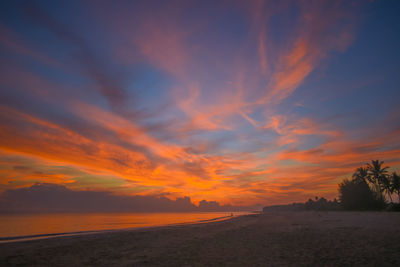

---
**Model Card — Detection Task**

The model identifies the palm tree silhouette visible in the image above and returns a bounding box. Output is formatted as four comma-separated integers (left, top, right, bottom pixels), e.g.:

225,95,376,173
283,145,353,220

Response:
366,160,389,201
382,174,393,203
352,167,369,183
391,172,400,203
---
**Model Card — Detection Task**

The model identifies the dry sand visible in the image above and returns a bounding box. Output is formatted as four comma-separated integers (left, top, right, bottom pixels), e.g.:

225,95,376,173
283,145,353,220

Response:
1,211,400,266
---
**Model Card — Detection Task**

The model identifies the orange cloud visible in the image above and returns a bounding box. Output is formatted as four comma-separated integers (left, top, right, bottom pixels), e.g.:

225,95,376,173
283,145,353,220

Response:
2,0,396,207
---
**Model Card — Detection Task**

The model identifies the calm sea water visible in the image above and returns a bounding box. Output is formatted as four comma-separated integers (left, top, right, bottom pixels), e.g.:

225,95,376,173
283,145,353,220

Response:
0,212,250,241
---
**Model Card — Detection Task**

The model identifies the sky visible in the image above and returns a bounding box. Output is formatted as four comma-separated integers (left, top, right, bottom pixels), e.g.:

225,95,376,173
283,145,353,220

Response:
0,0,399,208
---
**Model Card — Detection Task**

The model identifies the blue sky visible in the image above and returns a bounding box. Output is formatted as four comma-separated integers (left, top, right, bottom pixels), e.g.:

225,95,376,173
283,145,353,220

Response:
0,0,399,205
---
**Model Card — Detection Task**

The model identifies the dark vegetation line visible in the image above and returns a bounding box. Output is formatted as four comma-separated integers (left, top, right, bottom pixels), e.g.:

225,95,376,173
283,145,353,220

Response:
264,160,400,212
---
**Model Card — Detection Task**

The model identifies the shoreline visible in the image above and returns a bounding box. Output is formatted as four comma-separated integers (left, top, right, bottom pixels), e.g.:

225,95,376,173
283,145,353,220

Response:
1,211,400,266
0,213,247,244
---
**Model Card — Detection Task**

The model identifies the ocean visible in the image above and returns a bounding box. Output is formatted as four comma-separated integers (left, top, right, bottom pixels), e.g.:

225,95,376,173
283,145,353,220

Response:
0,212,251,242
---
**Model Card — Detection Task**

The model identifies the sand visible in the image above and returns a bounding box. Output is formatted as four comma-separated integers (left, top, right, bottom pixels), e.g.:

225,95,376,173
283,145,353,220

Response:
1,211,400,266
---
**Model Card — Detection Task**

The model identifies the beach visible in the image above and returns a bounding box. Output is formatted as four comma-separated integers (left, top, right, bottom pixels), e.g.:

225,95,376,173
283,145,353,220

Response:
1,211,400,266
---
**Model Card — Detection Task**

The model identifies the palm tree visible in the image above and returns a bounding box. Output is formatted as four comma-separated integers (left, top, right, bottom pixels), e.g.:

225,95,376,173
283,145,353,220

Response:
391,172,400,203
366,160,389,201
352,167,369,183
381,175,393,203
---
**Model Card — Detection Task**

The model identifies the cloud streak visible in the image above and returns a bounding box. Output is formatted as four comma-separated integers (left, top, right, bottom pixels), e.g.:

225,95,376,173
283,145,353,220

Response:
0,0,399,208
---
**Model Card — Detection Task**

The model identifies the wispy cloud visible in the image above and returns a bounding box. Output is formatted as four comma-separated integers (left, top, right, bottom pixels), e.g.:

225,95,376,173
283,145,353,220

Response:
0,0,398,207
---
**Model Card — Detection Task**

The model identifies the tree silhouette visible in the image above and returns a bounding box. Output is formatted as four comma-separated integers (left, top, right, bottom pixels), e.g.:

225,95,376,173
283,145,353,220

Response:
382,174,393,203
352,167,369,183
366,160,389,201
265,160,397,212
391,172,400,202
338,178,383,210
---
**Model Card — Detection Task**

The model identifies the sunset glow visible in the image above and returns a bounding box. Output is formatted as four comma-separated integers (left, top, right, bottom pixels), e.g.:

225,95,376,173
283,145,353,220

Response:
1,0,399,207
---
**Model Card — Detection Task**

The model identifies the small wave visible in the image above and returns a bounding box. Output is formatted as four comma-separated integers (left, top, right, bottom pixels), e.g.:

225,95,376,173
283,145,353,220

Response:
0,230,101,243
0,212,247,243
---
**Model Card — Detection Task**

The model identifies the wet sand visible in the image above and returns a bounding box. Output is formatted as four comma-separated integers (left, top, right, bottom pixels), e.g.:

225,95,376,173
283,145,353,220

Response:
1,211,400,266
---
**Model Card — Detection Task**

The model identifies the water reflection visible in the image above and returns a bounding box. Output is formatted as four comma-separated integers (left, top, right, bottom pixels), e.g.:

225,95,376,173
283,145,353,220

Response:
0,212,251,240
